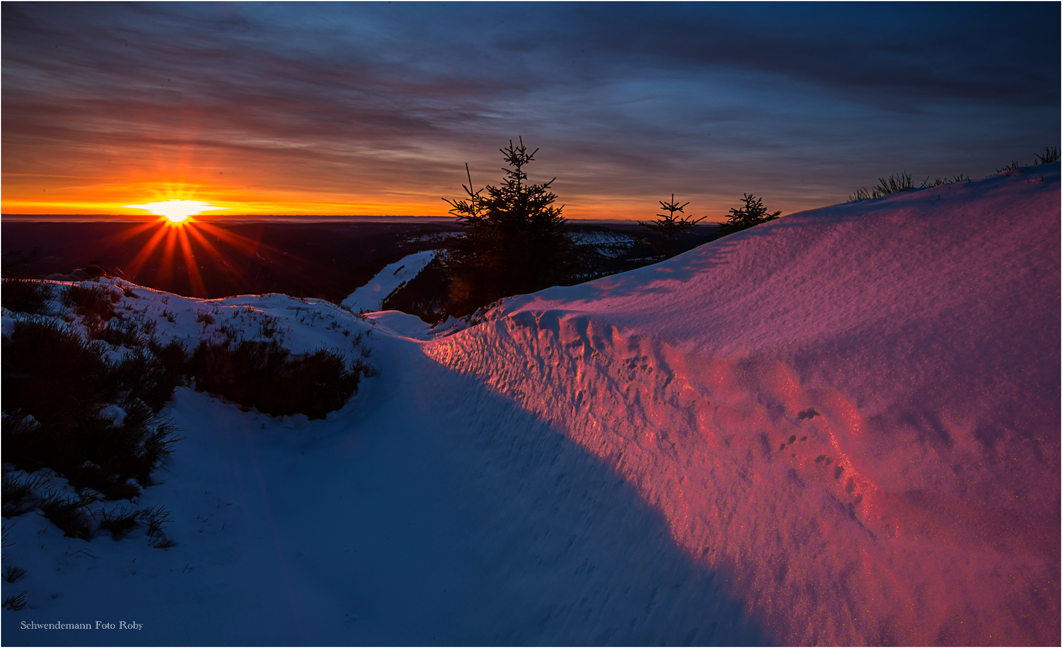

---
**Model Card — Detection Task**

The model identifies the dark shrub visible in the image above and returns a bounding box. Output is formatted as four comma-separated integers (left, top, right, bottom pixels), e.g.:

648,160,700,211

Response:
1,279,53,315
62,284,118,321
97,506,140,539
1034,146,1060,165
97,319,147,348
37,490,93,539
112,349,187,413
148,338,189,378
2,319,116,425
3,591,27,611
2,319,182,502
286,349,362,419
4,566,27,583
190,339,365,420
2,471,46,517
848,171,918,202
138,504,176,548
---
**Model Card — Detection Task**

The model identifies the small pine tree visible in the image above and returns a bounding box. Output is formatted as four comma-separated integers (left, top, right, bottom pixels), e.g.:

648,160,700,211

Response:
638,195,706,258
442,138,577,315
717,194,781,236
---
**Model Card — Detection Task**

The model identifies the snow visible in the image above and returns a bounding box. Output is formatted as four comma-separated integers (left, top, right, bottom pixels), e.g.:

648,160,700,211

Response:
340,250,437,313
96,405,126,429
571,231,640,258
2,164,1058,645
427,164,1061,645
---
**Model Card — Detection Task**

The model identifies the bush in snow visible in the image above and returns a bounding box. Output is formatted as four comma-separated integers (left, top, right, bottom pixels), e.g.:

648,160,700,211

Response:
36,489,94,539
2,591,27,612
61,283,118,322
1034,146,1060,165
111,346,189,413
97,318,148,348
1,471,47,517
1,318,184,505
96,505,141,539
189,338,371,420
1,279,53,316
848,171,917,202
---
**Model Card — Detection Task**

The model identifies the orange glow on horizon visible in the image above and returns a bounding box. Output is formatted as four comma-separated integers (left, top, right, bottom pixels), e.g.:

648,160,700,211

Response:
1,181,734,222
123,199,226,223
1,175,746,222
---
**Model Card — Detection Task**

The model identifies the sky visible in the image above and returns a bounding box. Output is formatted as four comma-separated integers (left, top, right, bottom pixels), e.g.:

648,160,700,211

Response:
2,1,1059,221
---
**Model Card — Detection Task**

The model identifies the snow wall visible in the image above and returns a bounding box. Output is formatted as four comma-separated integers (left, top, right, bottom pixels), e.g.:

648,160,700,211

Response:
425,165,1061,646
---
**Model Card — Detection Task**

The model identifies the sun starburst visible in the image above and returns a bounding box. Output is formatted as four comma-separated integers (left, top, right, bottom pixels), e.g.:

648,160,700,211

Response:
124,199,227,223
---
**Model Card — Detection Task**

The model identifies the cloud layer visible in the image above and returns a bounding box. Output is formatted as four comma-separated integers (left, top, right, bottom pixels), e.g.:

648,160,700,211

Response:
3,2,1059,219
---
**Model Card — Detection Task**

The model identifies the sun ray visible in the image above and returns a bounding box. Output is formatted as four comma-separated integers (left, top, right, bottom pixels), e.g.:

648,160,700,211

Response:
196,222,303,260
125,223,171,278
156,227,179,287
175,226,207,297
195,222,269,256
184,226,256,292
91,221,159,249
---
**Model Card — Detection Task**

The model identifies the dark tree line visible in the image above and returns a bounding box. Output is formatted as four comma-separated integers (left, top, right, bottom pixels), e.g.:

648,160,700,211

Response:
639,192,780,256
440,138,782,317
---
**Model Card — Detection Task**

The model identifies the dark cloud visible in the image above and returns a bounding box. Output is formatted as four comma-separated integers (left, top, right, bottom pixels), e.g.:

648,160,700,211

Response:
2,2,1058,218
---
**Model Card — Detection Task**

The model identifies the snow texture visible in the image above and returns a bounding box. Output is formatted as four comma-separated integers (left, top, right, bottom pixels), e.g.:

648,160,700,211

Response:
2,164,1058,646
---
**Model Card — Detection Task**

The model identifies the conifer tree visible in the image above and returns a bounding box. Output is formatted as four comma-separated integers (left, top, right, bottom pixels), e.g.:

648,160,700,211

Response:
717,193,780,236
442,138,576,315
638,195,705,258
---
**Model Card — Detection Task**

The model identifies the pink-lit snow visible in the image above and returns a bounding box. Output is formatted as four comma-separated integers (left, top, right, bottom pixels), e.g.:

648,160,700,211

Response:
427,164,1061,645
2,164,1058,646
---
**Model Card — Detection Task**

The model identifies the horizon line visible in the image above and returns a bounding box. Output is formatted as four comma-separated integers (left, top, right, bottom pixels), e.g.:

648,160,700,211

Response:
2,213,725,225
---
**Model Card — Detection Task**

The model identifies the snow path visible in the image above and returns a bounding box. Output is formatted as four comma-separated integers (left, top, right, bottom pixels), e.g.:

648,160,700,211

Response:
340,250,436,313
4,326,763,646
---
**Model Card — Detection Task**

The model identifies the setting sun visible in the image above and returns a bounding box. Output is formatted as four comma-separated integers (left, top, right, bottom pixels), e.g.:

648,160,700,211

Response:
124,199,227,223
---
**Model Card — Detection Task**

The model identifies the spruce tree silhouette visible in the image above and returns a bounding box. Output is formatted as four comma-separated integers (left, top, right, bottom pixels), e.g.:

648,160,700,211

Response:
717,194,780,236
442,138,576,315
638,195,705,258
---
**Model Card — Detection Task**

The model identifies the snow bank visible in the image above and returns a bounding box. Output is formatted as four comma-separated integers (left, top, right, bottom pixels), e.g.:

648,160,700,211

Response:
426,165,1061,645
340,250,437,313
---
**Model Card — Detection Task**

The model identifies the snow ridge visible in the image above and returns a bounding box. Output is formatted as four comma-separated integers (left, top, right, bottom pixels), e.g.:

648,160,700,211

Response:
426,165,1061,645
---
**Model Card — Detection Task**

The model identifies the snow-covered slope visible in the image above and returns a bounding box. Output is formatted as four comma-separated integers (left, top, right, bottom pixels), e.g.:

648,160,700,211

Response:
341,250,437,313
425,164,1061,645
2,165,1057,646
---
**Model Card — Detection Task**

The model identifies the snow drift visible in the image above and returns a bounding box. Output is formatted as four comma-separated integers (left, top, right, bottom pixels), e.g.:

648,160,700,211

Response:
2,164,1058,646
426,165,1060,645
